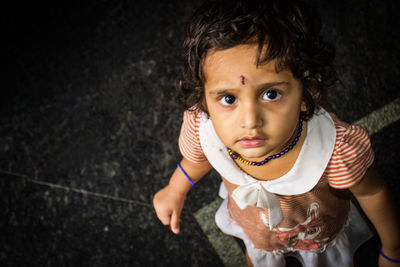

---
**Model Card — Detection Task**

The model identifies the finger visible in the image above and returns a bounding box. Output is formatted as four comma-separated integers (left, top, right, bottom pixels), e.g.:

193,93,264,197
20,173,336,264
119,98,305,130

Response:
170,210,181,234
153,199,172,226
158,214,172,226
154,208,172,226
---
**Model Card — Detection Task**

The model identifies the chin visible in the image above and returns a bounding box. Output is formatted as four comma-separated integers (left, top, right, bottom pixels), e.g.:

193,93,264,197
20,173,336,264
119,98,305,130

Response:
240,149,268,160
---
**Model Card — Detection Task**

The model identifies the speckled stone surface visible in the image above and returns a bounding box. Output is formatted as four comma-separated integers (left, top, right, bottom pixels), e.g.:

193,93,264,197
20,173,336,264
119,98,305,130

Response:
0,174,223,266
194,198,247,267
1,0,399,266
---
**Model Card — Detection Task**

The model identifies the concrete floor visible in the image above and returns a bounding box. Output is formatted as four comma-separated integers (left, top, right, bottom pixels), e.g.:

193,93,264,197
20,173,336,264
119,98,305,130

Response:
1,0,399,266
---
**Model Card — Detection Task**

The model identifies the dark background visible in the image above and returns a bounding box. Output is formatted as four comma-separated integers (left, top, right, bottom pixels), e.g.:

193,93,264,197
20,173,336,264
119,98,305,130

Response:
1,0,399,266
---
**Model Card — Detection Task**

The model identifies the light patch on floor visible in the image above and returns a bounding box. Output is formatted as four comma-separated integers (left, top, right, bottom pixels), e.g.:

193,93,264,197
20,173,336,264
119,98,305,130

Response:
354,98,400,135
193,198,247,267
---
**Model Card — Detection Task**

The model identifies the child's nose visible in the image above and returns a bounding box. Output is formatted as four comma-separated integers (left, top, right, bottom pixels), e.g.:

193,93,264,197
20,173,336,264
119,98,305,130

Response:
239,103,263,129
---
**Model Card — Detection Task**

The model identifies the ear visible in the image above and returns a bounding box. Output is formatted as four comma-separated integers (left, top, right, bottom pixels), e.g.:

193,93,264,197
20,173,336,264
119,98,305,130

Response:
301,101,307,112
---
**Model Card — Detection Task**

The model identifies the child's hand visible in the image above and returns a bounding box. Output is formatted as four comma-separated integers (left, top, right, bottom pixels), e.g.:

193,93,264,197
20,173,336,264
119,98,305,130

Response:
153,185,186,235
153,158,211,234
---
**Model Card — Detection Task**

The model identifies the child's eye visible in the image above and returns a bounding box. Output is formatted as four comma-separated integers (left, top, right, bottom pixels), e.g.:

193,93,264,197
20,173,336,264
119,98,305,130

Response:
262,90,281,101
220,95,237,106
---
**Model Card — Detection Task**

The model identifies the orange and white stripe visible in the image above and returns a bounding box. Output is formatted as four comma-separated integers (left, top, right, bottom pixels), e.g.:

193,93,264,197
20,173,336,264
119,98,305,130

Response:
326,124,374,189
178,111,207,163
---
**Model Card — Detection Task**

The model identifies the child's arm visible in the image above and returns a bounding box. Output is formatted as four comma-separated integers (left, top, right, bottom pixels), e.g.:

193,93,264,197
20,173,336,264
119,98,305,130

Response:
350,167,400,266
153,157,212,234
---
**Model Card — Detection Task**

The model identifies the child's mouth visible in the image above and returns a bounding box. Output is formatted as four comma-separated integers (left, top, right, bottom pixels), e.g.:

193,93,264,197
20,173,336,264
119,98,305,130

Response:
238,138,266,148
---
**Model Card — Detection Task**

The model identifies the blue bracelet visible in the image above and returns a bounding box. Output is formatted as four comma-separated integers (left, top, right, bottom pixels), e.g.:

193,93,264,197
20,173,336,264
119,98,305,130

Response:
378,243,400,263
177,163,197,188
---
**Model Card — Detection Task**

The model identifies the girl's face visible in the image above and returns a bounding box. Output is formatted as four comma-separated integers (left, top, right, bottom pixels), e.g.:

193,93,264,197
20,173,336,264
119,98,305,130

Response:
203,44,305,161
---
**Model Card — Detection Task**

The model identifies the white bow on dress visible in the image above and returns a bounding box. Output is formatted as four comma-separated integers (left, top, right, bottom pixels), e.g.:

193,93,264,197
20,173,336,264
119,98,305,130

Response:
232,182,283,230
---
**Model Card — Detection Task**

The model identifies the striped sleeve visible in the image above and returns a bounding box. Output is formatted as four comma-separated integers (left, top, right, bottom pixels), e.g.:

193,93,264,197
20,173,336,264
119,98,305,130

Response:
178,110,207,163
326,118,374,189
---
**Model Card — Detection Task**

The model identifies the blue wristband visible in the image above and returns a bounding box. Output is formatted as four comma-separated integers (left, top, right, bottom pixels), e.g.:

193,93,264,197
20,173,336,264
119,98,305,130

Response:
378,243,400,263
177,163,197,188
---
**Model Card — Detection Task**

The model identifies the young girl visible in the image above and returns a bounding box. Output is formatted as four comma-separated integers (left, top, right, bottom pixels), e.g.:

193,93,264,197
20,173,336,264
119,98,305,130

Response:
153,0,400,266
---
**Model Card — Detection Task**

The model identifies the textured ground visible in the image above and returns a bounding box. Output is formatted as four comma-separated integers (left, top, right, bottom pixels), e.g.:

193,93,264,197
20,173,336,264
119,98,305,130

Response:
1,0,399,266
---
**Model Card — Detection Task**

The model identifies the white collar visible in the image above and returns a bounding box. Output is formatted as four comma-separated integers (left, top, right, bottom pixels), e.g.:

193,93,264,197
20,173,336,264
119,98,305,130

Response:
199,108,336,195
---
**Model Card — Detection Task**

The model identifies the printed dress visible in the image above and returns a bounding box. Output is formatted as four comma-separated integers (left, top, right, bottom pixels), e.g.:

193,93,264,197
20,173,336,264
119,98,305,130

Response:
178,109,374,267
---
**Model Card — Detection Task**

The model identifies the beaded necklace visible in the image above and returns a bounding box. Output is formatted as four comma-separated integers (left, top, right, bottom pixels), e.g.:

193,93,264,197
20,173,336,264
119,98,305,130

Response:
227,119,303,166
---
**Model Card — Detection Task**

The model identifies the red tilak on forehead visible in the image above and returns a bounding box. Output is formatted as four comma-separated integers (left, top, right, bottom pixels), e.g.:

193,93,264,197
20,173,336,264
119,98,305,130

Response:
240,75,247,85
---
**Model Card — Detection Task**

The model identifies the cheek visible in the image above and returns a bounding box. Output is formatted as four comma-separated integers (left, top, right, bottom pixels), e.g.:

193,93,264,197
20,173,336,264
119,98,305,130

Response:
267,110,299,134
212,114,231,131
212,123,230,146
210,114,237,144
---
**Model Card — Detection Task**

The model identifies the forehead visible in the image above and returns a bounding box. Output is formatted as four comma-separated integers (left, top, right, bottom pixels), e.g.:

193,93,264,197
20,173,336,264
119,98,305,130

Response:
203,44,293,88
204,44,263,72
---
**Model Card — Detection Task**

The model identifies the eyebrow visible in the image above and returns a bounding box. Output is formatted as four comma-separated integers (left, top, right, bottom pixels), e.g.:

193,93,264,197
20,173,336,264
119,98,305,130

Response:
208,81,290,95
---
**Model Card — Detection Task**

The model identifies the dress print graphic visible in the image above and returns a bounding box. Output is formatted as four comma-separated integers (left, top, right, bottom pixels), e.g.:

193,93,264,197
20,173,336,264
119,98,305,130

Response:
261,202,330,250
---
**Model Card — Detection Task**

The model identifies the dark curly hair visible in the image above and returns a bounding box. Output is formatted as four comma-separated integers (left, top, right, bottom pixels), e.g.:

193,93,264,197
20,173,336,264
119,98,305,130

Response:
179,0,337,120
